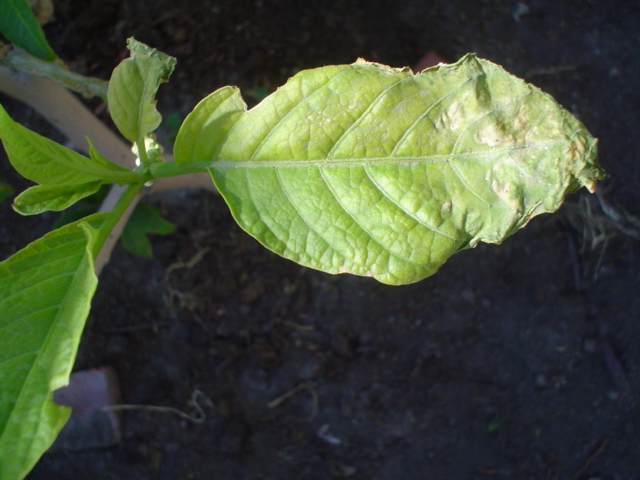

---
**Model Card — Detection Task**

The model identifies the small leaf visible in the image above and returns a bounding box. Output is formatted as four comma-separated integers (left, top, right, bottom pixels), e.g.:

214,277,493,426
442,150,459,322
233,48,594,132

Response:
174,85,246,164
121,202,176,258
0,103,141,186
86,137,132,173
209,55,605,285
0,0,57,61
0,213,107,480
107,38,176,143
13,181,102,215
0,181,13,203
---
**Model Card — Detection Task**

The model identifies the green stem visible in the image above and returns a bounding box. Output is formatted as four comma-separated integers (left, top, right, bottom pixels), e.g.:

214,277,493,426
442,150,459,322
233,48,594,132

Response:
91,182,142,258
136,139,150,166
0,48,108,101
150,160,213,178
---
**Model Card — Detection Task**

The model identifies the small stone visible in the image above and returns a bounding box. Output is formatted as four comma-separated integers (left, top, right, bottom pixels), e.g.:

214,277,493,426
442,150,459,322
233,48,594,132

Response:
461,288,475,304
535,373,547,387
583,339,597,354
51,367,122,451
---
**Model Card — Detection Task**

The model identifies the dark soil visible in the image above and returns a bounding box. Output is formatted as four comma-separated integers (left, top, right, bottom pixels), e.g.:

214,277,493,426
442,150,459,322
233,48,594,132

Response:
1,0,639,479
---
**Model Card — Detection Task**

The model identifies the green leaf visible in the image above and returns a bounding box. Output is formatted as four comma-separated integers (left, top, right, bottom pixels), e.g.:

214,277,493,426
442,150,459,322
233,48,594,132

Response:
174,85,246,164
86,137,132,173
12,181,102,215
0,213,107,480
0,103,142,186
107,38,176,143
121,202,176,258
0,182,13,203
208,54,605,285
0,0,57,61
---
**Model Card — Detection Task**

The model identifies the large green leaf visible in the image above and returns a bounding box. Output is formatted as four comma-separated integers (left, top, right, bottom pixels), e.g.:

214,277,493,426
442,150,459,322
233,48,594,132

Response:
0,213,107,480
206,54,604,285
0,0,57,61
0,103,141,186
107,38,176,144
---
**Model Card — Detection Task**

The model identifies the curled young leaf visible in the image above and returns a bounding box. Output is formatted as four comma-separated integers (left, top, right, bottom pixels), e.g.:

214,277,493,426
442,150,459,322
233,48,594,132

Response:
208,54,605,285
107,38,176,144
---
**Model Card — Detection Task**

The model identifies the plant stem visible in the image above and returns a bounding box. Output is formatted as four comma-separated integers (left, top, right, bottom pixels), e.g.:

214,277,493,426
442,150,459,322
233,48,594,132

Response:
150,160,213,178
92,182,143,259
0,48,108,101
136,138,149,166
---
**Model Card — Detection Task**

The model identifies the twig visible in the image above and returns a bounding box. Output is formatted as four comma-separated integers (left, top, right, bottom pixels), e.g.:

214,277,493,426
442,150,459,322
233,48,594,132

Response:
1,47,109,100
599,339,634,405
102,389,211,424
268,383,319,420
573,438,609,479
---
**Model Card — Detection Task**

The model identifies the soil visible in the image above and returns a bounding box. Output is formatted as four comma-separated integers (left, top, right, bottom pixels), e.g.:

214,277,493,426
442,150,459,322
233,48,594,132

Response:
1,0,639,479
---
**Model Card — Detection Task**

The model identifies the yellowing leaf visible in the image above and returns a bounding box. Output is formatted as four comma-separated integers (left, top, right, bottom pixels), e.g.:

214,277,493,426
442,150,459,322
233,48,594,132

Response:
204,55,604,285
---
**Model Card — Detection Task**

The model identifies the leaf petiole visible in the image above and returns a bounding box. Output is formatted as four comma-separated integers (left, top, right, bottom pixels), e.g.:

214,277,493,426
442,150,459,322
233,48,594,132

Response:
149,160,213,178
91,182,143,258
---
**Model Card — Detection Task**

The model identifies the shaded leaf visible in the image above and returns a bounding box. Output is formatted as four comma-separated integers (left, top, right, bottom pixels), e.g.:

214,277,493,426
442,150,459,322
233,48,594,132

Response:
0,182,13,203
107,38,176,143
13,181,102,215
209,55,605,285
0,0,57,61
121,202,176,258
0,213,107,480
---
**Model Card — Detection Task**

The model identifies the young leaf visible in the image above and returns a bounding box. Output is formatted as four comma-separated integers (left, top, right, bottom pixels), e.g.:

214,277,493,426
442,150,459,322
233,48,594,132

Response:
0,213,107,480
107,38,176,143
86,137,132,173
121,202,176,258
0,0,57,62
0,103,142,186
174,85,246,164
209,54,605,285
12,181,102,215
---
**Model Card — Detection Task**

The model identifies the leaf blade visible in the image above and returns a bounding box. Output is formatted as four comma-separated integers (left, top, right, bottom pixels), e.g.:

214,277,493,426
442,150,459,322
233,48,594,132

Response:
107,38,176,143
12,181,102,215
0,0,57,61
121,202,176,258
174,85,246,165
0,103,142,186
210,55,605,285
0,213,107,480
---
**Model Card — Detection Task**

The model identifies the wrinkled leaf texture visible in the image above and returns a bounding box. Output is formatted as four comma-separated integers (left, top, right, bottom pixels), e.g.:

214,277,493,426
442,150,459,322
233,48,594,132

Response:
179,54,603,285
107,38,176,143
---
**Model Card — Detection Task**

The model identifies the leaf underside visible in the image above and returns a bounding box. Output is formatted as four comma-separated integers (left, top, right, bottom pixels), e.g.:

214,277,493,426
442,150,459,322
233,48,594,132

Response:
0,214,106,480
199,54,604,285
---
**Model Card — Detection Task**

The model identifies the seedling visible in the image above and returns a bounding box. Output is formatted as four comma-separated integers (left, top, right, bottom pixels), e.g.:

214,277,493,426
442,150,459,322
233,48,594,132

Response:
0,27,604,480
